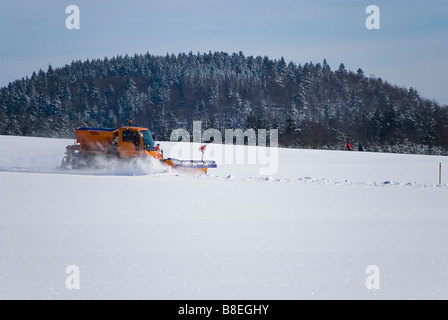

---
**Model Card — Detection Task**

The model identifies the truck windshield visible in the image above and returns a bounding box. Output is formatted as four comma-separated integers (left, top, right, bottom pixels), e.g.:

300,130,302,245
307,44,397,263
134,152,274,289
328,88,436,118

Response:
140,130,156,151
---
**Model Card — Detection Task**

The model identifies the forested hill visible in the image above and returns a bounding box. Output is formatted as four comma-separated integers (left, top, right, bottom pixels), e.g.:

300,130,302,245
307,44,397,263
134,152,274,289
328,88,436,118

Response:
1,51,447,154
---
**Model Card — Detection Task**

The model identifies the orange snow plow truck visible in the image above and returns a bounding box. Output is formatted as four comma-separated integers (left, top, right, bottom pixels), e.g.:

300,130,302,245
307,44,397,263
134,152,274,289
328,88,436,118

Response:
62,122,217,174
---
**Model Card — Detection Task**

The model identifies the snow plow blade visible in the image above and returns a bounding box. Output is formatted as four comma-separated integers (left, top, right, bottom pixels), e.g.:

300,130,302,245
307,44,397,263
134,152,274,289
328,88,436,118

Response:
163,158,217,174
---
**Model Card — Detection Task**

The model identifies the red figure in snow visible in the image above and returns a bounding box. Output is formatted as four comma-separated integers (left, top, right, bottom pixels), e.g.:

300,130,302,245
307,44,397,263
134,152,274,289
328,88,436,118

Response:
346,141,352,151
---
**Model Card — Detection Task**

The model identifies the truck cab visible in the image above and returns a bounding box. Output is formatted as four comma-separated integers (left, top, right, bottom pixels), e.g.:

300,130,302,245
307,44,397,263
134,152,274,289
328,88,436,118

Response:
117,127,163,160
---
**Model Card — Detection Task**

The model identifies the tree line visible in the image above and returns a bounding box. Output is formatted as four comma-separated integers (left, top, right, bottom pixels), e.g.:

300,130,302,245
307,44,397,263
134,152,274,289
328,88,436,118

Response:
1,51,447,154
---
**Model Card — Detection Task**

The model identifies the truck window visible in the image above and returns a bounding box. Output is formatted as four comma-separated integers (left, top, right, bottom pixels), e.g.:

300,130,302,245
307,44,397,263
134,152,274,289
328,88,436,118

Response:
122,130,132,142
133,131,141,147
140,130,156,151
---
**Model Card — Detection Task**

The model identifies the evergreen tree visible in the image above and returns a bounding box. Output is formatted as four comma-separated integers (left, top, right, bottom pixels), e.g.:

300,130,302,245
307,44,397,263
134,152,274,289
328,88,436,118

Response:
4,115,22,135
0,109,9,134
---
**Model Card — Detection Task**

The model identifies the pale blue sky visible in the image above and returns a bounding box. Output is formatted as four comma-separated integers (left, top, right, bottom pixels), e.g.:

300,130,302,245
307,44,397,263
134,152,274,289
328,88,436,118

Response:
0,0,447,104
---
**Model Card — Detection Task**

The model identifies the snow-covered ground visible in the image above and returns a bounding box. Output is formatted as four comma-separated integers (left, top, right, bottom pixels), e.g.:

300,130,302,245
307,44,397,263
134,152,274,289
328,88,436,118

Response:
0,135,447,300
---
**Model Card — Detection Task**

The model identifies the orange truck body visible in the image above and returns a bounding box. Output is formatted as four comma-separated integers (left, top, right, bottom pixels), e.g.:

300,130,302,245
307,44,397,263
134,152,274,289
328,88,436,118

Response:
75,127,163,160
76,128,116,154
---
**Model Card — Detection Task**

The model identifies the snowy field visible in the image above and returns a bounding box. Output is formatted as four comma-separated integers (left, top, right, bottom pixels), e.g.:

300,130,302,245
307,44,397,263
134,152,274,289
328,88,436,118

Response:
0,135,447,300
